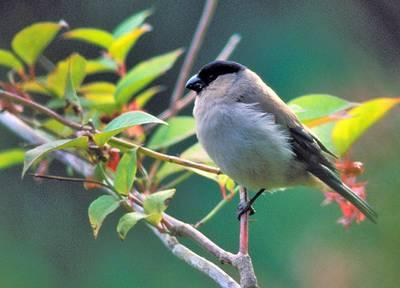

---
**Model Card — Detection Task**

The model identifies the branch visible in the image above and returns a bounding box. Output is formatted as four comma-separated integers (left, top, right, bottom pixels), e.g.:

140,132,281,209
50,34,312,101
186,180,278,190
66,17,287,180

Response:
0,90,221,175
1,111,259,287
0,111,240,287
169,0,218,109
0,90,85,130
237,186,258,288
239,186,249,255
150,226,239,288
164,214,236,264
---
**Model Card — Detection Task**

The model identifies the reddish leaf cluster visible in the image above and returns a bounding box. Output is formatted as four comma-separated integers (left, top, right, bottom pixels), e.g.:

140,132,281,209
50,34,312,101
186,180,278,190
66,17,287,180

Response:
323,158,368,227
106,148,121,171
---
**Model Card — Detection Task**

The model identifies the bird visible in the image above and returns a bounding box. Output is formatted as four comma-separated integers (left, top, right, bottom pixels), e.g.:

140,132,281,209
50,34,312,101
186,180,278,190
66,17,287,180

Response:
185,60,377,222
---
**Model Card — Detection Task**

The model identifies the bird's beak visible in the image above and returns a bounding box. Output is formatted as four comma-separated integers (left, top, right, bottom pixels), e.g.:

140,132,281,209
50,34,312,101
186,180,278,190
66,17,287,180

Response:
185,74,206,93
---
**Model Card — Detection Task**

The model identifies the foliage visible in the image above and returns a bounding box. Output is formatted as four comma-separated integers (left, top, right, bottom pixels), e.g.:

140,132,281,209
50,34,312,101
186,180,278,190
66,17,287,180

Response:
0,5,398,263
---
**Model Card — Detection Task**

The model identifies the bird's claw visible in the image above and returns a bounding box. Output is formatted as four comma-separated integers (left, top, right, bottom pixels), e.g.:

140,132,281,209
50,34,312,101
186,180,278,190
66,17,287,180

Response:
237,201,256,220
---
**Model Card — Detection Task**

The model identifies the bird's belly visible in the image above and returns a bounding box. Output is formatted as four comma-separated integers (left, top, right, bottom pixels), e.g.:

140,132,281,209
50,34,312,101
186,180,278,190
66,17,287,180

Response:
196,103,296,191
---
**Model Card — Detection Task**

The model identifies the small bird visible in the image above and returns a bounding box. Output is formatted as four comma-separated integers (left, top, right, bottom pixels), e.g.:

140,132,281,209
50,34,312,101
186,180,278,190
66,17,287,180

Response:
186,60,377,222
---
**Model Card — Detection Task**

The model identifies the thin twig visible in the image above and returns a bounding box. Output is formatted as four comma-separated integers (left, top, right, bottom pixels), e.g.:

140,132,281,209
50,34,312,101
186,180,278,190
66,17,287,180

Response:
216,34,241,61
0,90,85,130
169,0,218,110
195,187,238,228
30,173,107,187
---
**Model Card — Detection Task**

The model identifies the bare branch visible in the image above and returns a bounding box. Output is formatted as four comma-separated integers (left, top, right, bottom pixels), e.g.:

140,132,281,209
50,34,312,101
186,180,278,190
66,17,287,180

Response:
164,214,236,264
169,0,218,109
150,226,240,288
216,34,241,61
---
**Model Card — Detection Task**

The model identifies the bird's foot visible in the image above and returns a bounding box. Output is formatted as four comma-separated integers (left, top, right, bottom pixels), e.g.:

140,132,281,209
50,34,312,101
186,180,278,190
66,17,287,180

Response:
237,201,256,220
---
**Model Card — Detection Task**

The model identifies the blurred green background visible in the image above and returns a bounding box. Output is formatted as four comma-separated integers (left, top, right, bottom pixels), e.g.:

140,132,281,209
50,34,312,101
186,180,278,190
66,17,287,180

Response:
1,1,400,287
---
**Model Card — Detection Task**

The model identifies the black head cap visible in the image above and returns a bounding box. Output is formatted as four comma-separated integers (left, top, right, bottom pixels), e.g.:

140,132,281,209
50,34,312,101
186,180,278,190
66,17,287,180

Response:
186,60,245,93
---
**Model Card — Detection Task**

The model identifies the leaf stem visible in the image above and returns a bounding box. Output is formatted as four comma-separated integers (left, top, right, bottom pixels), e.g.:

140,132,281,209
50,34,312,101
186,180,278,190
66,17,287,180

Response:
195,186,238,228
161,171,192,190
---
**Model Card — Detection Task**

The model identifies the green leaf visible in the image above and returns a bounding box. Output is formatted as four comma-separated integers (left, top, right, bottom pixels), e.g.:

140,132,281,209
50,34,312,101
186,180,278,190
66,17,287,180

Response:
134,85,163,108
181,143,213,164
94,111,166,145
113,9,152,38
0,49,24,72
311,122,336,154
79,82,116,94
115,49,183,105
288,94,355,125
41,119,74,137
0,149,25,169
109,24,151,64
88,195,120,239
81,94,116,114
143,189,175,225
23,136,88,177
21,80,52,96
47,53,86,97
85,57,118,75
78,82,117,113
116,212,147,240
65,62,82,110
114,149,138,195
64,28,114,49
148,116,196,149
332,97,400,156
12,21,65,65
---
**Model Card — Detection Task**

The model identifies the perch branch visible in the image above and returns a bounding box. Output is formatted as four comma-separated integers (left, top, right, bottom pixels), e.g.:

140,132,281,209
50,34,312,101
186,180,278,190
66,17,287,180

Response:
169,0,218,109
237,186,258,288
0,111,241,287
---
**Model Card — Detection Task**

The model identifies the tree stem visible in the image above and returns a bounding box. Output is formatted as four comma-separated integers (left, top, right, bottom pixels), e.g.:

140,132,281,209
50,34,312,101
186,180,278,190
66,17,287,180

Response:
169,0,218,110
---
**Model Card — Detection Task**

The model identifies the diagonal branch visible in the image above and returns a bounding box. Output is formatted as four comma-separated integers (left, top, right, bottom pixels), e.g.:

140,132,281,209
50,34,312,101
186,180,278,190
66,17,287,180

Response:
150,226,240,288
169,0,218,109
0,90,221,175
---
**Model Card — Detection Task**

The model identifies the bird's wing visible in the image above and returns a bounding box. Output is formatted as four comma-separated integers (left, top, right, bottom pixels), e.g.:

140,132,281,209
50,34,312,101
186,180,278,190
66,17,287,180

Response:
288,123,377,222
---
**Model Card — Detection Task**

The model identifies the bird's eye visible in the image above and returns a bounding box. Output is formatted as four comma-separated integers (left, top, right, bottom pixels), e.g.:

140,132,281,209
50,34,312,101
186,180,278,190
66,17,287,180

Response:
208,74,215,80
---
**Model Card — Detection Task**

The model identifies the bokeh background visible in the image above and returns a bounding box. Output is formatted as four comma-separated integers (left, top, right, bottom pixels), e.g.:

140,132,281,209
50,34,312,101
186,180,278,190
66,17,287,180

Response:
1,1,400,287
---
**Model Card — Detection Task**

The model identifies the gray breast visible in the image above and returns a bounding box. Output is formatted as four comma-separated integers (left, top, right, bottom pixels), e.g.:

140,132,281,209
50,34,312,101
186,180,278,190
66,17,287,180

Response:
195,101,297,190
